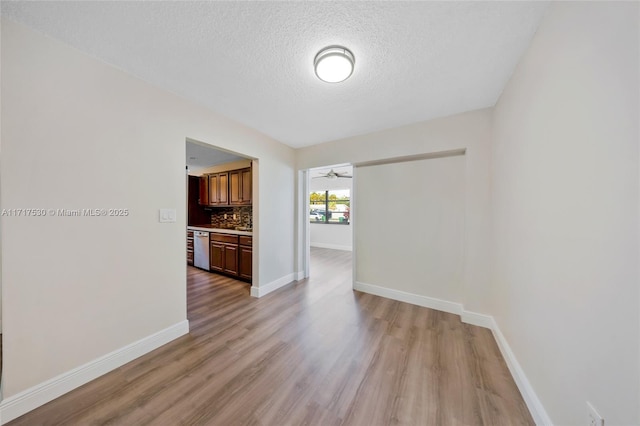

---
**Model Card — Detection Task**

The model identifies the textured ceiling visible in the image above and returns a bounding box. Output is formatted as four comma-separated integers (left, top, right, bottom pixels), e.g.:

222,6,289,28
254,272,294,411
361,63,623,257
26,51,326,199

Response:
185,140,247,171
1,1,549,148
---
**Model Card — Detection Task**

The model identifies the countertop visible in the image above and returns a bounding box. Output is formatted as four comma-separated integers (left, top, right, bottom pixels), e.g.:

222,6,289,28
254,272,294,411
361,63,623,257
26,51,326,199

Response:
187,224,252,236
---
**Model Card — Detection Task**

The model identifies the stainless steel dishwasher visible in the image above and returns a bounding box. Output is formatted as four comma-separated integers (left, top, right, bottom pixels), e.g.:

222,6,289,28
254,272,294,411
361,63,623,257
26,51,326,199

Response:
193,231,210,271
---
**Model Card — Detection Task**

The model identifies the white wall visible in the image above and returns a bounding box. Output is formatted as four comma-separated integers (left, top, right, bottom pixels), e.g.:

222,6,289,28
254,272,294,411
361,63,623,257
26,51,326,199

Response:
491,2,639,425
356,155,465,303
309,174,352,251
309,224,351,251
297,109,493,315
0,17,295,405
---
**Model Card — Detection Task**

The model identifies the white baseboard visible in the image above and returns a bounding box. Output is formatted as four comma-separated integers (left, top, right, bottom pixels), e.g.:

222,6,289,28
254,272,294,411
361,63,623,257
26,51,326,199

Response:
489,319,553,426
310,242,352,251
353,281,463,316
354,281,551,426
251,273,295,298
295,270,306,281
460,310,494,329
0,320,189,425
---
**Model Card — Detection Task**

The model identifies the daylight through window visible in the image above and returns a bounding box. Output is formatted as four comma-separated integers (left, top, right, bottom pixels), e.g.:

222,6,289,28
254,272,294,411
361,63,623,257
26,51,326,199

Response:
309,189,350,224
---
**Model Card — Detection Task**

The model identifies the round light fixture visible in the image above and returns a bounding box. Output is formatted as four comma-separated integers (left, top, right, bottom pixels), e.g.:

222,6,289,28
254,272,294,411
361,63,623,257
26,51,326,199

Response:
314,46,355,83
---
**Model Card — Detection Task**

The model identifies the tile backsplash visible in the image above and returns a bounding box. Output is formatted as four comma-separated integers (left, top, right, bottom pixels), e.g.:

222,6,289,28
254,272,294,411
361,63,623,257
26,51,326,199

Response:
210,206,252,228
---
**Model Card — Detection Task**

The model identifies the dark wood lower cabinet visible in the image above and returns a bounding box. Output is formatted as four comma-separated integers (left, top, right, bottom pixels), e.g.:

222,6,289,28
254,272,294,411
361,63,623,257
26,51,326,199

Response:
210,241,224,273
209,233,248,280
238,235,252,281
187,231,194,266
239,245,252,280
223,244,239,276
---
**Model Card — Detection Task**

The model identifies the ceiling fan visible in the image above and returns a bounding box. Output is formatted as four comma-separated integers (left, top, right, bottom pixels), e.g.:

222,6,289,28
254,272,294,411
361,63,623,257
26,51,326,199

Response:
313,169,352,179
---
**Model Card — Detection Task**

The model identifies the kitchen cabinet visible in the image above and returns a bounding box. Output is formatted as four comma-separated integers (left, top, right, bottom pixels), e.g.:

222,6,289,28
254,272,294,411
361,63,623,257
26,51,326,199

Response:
229,168,252,206
208,232,251,281
210,241,223,272
239,235,252,281
223,244,239,275
189,176,210,224
198,176,209,206
200,167,251,207
187,230,194,266
210,233,239,276
208,172,229,206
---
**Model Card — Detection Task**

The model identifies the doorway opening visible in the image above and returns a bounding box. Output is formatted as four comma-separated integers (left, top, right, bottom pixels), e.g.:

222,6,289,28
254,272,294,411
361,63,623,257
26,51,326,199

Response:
303,164,354,283
185,139,257,293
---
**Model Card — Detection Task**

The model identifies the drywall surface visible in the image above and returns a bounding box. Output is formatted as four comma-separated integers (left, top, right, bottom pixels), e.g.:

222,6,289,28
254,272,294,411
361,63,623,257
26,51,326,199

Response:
309,223,351,251
356,156,465,303
297,109,492,315
1,19,295,398
491,2,639,424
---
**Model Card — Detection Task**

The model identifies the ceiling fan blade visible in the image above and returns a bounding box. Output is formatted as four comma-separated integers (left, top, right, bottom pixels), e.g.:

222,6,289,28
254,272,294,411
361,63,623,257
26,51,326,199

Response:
312,169,352,179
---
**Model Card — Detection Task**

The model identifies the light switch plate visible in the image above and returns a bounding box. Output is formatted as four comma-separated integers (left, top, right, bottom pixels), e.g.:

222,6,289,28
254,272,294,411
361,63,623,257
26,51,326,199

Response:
159,208,176,223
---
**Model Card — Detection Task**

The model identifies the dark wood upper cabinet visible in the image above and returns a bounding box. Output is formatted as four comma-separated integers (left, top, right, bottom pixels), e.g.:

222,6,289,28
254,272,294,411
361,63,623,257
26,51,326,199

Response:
200,166,251,207
218,173,228,205
229,168,252,206
229,170,240,205
190,175,210,224
240,168,252,205
208,172,229,206
198,175,209,206
208,174,218,205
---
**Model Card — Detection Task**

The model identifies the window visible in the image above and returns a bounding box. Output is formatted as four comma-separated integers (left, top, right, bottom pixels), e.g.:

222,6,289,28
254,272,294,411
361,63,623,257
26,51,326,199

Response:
310,189,350,224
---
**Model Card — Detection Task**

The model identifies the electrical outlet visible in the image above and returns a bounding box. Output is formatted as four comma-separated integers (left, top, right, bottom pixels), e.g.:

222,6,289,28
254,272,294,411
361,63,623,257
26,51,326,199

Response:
586,402,604,426
233,213,237,220
224,214,227,219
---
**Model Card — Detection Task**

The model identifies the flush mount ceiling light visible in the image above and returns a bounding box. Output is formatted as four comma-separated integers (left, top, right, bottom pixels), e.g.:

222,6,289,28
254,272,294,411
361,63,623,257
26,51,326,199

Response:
314,46,355,83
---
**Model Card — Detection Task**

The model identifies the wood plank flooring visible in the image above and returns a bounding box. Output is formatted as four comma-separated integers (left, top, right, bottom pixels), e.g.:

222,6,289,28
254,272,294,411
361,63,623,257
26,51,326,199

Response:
7,248,533,425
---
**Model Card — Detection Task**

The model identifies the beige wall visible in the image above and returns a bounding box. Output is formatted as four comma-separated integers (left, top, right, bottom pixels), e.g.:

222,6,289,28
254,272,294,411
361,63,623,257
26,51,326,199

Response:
1,19,295,398
491,2,639,424
297,109,493,315
356,155,465,303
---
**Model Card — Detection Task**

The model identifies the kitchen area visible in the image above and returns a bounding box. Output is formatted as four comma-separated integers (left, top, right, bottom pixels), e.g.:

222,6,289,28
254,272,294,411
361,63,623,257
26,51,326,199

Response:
186,141,253,283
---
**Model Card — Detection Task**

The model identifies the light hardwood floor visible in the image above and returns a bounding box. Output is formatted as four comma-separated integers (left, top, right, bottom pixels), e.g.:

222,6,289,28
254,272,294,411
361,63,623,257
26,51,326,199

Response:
8,248,533,425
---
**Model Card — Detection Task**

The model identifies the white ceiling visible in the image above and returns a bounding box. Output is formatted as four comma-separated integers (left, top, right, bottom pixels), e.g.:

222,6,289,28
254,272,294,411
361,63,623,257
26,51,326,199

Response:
1,1,549,148
186,140,247,171
310,166,353,192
